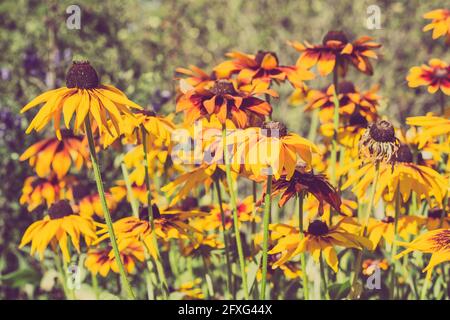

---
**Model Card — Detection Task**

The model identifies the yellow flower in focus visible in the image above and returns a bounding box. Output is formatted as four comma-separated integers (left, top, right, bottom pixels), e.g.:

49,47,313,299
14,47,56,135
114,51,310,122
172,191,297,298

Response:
21,61,142,139
395,228,450,279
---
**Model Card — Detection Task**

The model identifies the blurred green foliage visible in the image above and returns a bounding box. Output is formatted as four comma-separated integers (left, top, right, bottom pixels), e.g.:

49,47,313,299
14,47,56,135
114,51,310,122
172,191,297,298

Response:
0,0,448,299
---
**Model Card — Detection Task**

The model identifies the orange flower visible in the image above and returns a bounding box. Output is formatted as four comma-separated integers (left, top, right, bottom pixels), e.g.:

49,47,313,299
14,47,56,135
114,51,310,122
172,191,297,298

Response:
214,50,314,87
19,130,89,179
289,30,381,76
423,9,450,41
176,65,216,90
306,81,379,123
407,59,450,95
176,79,274,128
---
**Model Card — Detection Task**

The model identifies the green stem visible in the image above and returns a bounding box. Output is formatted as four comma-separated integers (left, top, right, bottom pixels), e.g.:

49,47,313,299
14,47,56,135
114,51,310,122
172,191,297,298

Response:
91,273,99,300
420,277,429,300
84,117,135,300
141,127,169,299
390,188,401,299
54,252,71,300
307,109,320,143
222,126,249,299
298,194,309,300
349,162,380,299
439,91,446,116
120,162,139,217
319,253,330,300
330,67,340,187
260,175,273,300
214,180,233,299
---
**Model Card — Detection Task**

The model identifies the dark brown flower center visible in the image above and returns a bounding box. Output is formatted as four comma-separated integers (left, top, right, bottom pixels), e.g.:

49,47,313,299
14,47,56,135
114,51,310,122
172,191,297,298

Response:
307,220,329,236
338,81,356,94
369,120,396,143
139,204,161,221
66,61,99,89
48,200,74,219
349,112,368,127
60,129,81,140
72,184,91,200
255,50,279,67
396,144,413,163
382,216,395,224
210,80,236,96
435,68,448,79
322,30,348,45
428,208,444,219
261,121,288,137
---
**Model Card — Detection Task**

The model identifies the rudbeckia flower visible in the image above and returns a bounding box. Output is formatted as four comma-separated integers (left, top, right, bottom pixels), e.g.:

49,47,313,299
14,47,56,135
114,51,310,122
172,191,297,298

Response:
176,79,274,128
269,219,372,272
19,200,97,262
19,130,89,179
85,239,145,277
406,115,450,148
20,175,75,211
110,181,156,206
407,59,450,95
72,184,117,219
21,61,142,139
343,145,447,205
214,50,314,87
395,228,450,279
358,120,399,164
173,278,205,300
367,215,423,249
306,81,379,124
179,233,224,263
268,166,341,214
289,30,381,76
423,9,450,41
231,121,319,179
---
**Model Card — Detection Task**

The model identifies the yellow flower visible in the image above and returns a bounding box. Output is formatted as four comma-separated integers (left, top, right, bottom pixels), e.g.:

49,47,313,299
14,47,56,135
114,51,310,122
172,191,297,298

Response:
269,219,372,272
406,59,450,95
21,61,142,139
423,9,450,41
19,200,97,262
72,185,117,219
20,175,75,211
362,259,389,276
425,207,450,231
19,130,89,179
231,121,318,179
358,120,399,164
395,229,450,279
406,115,450,148
85,239,145,277
367,215,423,249
174,278,205,300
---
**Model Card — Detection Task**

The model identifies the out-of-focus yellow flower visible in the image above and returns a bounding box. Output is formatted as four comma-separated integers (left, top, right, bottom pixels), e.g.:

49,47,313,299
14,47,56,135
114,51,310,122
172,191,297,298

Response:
174,278,205,300
407,59,450,95
423,9,450,41
406,115,450,148
362,259,389,276
19,200,97,262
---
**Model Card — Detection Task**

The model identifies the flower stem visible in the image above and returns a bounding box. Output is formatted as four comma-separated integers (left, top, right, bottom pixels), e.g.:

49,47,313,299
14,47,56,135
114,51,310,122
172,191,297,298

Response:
222,126,249,299
91,272,99,300
389,188,401,299
330,67,340,187
214,179,233,299
420,277,429,300
298,194,309,300
120,161,139,217
319,253,330,300
260,174,273,300
84,117,135,300
54,252,72,300
349,162,380,299
141,127,169,299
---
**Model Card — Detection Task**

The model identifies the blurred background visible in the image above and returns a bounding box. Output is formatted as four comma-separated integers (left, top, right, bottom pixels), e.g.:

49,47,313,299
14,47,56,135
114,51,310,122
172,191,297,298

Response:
0,0,448,299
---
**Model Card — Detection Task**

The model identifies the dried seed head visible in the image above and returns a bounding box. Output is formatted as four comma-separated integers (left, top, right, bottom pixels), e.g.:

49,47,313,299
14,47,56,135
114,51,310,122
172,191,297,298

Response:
210,80,236,96
322,30,348,45
48,200,74,219
307,220,329,236
359,120,399,164
396,144,413,163
261,121,288,138
66,61,99,89
255,50,279,66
